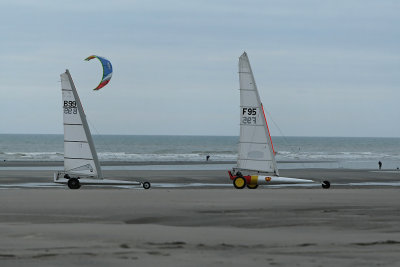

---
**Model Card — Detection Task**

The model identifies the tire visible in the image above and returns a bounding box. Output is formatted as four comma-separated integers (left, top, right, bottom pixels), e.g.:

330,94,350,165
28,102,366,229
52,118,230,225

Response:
322,180,330,189
67,178,81,189
247,184,258,189
142,181,151,189
233,176,246,189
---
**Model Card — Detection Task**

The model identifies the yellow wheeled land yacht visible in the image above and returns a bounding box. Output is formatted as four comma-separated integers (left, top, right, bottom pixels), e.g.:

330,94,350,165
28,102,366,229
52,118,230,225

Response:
228,52,330,190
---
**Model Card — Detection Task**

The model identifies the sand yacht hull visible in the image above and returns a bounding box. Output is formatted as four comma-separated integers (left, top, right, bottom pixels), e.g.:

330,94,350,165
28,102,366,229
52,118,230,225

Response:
54,172,145,187
228,171,330,189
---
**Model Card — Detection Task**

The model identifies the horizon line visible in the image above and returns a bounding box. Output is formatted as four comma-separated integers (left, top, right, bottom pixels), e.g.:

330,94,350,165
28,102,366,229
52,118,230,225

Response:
1,133,399,139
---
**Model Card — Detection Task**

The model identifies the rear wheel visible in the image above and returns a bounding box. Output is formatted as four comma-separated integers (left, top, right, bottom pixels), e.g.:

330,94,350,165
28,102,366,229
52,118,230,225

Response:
247,184,258,189
142,181,151,189
233,176,246,189
67,178,81,189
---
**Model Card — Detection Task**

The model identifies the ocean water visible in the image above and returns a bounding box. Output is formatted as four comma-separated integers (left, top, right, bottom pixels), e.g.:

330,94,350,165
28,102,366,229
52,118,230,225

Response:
0,134,399,169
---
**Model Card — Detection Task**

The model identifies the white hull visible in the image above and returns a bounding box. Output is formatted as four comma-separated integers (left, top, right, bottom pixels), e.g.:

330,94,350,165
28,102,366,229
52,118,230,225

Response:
255,175,314,185
54,173,142,186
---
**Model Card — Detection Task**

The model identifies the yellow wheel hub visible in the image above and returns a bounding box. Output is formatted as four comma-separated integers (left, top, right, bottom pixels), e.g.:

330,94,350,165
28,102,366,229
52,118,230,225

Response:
234,177,245,188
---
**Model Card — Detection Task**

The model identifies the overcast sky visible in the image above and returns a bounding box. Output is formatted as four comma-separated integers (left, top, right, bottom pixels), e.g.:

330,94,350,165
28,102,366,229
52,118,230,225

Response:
1,0,399,137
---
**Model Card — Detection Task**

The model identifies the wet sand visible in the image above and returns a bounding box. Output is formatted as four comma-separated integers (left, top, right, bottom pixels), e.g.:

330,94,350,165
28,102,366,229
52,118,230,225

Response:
0,162,400,266
0,164,399,186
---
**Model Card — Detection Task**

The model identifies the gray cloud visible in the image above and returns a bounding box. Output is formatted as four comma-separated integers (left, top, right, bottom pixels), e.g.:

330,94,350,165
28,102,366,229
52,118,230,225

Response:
0,0,399,137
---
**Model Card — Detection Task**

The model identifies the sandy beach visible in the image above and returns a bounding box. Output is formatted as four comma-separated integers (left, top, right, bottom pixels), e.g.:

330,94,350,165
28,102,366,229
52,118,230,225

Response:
1,162,400,266
0,160,399,187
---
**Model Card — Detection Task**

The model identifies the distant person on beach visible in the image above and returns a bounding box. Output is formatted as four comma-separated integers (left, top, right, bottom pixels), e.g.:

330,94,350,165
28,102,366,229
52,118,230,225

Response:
378,161,382,170
206,155,210,161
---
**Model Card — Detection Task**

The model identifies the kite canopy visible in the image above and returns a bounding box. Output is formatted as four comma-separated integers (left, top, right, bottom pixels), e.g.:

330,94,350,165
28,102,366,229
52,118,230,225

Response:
85,55,113,90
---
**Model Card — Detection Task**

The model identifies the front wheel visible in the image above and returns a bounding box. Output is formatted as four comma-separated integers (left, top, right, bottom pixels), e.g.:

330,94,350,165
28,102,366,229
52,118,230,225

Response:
142,181,151,189
233,176,246,189
67,178,81,189
322,180,330,189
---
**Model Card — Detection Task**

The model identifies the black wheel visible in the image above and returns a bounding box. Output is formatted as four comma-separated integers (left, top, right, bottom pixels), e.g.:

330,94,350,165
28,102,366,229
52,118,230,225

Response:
322,180,330,189
67,178,81,189
142,181,151,189
247,184,258,189
233,176,246,189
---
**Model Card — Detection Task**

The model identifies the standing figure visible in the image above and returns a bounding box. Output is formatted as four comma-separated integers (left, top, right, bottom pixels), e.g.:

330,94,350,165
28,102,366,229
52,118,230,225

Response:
378,161,382,170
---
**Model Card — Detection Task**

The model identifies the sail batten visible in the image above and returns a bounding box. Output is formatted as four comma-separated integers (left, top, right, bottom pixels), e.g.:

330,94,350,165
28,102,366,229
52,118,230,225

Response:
61,70,103,179
236,52,279,175
240,141,271,145
239,158,275,162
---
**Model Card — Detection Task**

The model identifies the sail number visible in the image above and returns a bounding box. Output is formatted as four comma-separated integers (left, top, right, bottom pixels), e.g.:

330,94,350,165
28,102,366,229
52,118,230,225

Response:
243,108,257,116
64,101,77,114
242,108,257,124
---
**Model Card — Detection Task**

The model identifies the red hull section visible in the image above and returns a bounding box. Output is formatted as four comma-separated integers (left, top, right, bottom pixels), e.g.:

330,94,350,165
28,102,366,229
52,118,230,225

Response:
228,171,251,184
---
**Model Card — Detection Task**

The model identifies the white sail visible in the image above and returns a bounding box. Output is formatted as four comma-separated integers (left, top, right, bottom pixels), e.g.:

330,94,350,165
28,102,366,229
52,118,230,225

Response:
236,52,279,175
61,70,103,179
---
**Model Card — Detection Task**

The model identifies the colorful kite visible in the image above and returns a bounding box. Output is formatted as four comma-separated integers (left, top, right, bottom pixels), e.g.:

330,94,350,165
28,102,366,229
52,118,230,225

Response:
85,55,113,90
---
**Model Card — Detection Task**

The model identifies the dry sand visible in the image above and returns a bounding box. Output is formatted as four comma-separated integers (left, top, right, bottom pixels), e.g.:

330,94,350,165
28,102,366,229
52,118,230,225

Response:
0,163,400,266
0,189,400,266
0,168,399,187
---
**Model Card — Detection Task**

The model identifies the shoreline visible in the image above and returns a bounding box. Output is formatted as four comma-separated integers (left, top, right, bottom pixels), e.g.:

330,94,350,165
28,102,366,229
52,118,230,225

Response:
0,160,339,168
0,160,235,167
